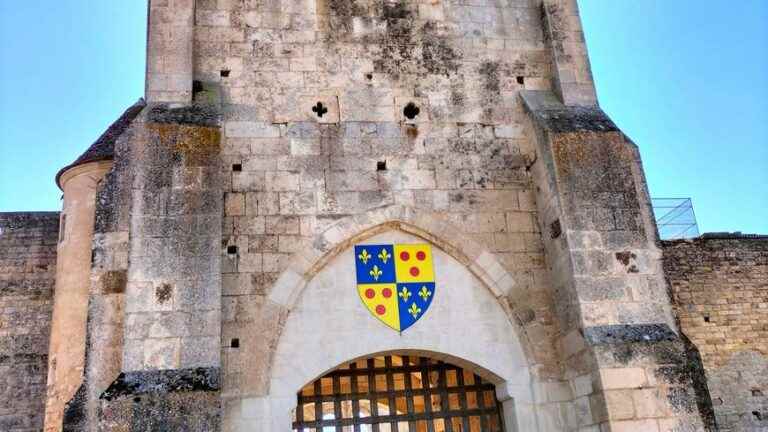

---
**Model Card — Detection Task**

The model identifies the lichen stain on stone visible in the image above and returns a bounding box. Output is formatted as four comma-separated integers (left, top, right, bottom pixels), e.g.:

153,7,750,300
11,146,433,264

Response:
148,123,221,167
478,61,502,121
542,2,571,63
552,132,625,177
317,0,459,80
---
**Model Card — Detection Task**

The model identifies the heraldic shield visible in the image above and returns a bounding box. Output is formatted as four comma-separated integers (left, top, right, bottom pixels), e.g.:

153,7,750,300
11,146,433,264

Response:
354,244,436,332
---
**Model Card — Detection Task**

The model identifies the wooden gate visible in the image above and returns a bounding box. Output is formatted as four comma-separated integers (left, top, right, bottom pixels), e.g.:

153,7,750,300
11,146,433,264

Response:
292,355,505,432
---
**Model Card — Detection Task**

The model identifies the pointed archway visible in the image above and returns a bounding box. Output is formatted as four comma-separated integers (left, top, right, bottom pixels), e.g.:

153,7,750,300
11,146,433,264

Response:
229,206,543,431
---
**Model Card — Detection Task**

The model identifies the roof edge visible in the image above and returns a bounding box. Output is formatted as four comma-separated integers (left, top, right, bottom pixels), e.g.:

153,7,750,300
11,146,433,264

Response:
55,98,146,189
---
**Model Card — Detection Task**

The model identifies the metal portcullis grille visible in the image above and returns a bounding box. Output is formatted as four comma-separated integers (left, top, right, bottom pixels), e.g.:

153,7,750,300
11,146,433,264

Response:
293,355,505,432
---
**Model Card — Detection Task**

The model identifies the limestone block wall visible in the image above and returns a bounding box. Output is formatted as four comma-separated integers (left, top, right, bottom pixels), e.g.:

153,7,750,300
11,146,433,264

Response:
0,212,58,432
193,0,567,415
541,0,597,106
122,106,223,372
146,0,195,103
664,235,768,431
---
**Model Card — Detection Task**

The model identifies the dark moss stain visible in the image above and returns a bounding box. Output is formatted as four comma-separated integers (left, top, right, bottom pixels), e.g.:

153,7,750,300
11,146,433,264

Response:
382,1,410,19
478,61,502,121
450,86,466,107
615,251,641,273
98,368,221,430
479,61,501,94
550,219,562,239
155,283,173,304
319,0,459,80
419,21,459,76
62,384,87,431
327,0,365,18
615,251,635,266
100,368,221,402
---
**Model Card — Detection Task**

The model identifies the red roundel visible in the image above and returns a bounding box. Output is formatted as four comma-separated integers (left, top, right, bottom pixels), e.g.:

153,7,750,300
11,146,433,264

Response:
375,305,386,315
410,266,420,277
381,288,393,298
365,289,376,299
400,251,410,261
416,251,426,261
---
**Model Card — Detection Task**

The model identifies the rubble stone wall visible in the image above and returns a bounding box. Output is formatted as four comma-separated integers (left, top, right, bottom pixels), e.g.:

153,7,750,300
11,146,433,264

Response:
0,212,59,432
664,236,768,431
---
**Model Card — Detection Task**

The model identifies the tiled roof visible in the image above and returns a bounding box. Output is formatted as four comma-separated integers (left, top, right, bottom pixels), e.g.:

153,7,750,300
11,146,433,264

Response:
55,99,145,187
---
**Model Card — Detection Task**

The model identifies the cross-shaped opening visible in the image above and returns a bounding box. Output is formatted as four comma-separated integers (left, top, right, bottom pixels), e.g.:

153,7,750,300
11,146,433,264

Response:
312,101,328,118
403,102,420,120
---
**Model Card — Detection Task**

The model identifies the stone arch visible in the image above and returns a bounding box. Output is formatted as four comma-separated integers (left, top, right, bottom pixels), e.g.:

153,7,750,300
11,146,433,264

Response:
266,205,528,349
237,205,543,431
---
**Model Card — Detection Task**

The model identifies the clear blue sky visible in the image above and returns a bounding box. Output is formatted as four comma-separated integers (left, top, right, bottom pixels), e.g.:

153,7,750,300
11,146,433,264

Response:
1,1,766,233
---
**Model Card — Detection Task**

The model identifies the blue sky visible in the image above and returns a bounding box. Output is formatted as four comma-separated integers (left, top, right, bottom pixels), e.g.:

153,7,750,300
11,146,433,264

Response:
0,1,766,233
579,0,767,233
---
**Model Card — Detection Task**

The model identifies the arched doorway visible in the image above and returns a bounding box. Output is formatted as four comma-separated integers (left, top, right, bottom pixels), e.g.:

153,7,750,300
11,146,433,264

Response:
292,355,505,432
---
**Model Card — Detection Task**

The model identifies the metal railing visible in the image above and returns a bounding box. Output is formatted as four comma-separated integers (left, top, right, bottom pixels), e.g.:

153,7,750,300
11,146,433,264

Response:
651,198,700,240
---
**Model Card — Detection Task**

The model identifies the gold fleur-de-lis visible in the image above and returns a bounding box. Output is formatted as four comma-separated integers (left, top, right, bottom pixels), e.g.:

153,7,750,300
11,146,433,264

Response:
370,265,383,281
398,286,411,301
358,249,371,264
378,248,391,264
408,303,422,319
418,286,432,302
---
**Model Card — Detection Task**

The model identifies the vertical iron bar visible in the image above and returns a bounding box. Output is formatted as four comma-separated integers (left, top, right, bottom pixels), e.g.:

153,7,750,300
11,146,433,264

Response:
475,375,489,431
334,372,343,432
420,358,435,432
314,380,322,431
368,358,380,432
351,362,361,432
404,357,416,431
386,356,398,432
439,366,453,432
455,368,470,432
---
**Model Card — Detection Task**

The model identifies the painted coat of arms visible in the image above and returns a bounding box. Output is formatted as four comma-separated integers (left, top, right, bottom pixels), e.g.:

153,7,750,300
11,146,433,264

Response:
354,244,435,332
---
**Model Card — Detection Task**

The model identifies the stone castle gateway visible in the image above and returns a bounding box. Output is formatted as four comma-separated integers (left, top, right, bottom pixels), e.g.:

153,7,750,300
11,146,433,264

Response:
1,0,766,431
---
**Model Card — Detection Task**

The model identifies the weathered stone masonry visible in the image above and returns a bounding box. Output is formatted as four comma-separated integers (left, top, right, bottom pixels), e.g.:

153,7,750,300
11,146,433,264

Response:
1,0,765,431
0,213,58,432
665,235,768,432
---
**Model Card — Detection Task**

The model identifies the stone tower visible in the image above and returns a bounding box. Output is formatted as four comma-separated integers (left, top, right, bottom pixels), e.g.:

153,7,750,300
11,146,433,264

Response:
3,0,732,431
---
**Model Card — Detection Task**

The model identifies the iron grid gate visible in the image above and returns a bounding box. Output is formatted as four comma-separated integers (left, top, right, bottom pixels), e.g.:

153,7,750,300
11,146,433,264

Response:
292,355,505,432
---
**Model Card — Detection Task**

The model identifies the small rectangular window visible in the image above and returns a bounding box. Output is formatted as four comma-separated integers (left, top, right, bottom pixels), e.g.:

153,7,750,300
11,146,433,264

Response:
59,214,66,243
